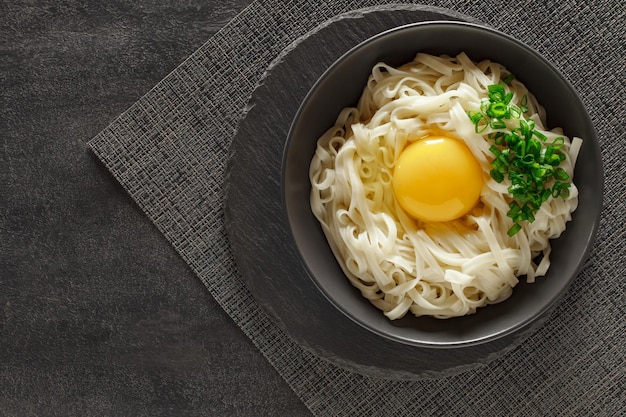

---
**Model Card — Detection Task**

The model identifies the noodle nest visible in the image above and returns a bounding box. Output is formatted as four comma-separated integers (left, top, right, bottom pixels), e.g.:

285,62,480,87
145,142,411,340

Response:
309,52,580,319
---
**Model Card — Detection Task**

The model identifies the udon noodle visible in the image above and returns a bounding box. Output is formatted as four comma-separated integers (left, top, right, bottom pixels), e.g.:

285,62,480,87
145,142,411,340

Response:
309,52,580,319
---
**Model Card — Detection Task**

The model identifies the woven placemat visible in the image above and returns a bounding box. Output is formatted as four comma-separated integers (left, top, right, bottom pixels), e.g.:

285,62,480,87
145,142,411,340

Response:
89,0,625,415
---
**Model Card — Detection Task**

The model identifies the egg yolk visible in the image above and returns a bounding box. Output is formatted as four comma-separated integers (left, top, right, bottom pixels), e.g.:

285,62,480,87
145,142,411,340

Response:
392,136,483,223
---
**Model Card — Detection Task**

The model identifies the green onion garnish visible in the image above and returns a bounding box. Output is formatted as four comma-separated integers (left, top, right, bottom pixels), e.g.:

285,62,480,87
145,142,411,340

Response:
466,83,572,235
502,73,516,85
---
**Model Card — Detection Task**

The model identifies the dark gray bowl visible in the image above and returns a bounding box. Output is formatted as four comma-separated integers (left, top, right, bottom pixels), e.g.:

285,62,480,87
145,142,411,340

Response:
283,21,602,347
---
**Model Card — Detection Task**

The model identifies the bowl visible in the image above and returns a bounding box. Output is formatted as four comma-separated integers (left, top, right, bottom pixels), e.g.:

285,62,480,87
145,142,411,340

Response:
282,21,603,347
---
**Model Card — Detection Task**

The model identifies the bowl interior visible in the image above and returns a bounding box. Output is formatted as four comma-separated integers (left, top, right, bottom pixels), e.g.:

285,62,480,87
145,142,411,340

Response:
282,22,602,347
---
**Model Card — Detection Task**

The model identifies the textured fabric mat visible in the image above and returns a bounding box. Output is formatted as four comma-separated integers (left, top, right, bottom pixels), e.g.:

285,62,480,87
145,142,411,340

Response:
89,0,626,415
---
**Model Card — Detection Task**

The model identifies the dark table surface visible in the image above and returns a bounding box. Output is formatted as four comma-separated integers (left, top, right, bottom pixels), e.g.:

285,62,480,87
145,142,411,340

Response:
2,1,311,415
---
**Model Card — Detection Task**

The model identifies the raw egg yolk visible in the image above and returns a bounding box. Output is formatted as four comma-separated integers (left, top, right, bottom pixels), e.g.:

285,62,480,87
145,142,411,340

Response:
392,136,483,222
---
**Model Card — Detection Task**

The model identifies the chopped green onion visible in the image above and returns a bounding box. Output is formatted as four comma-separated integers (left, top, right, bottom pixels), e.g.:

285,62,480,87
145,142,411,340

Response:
466,82,573,235
520,95,529,113
480,99,491,114
488,132,507,145
526,138,541,158
508,201,521,217
552,181,570,198
490,118,507,129
467,110,488,133
531,164,551,181
490,169,504,183
488,84,506,102
507,223,522,237
487,102,509,118
551,137,565,149
508,183,526,196
502,73,516,84
554,167,570,181
533,130,547,141
521,154,535,164
545,153,562,166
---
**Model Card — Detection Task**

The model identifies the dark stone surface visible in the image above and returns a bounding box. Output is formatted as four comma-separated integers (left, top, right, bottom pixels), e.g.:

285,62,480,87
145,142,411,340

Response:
228,4,601,379
1,1,311,415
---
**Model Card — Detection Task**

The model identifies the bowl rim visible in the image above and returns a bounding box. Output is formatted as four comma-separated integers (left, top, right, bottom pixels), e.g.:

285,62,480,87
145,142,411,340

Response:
282,20,603,348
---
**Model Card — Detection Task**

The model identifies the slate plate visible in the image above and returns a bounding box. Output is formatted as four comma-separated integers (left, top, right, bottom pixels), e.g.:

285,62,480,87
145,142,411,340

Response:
224,4,544,379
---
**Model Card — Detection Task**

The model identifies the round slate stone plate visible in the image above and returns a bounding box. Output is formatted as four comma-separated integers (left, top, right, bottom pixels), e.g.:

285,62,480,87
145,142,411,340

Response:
225,5,553,379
